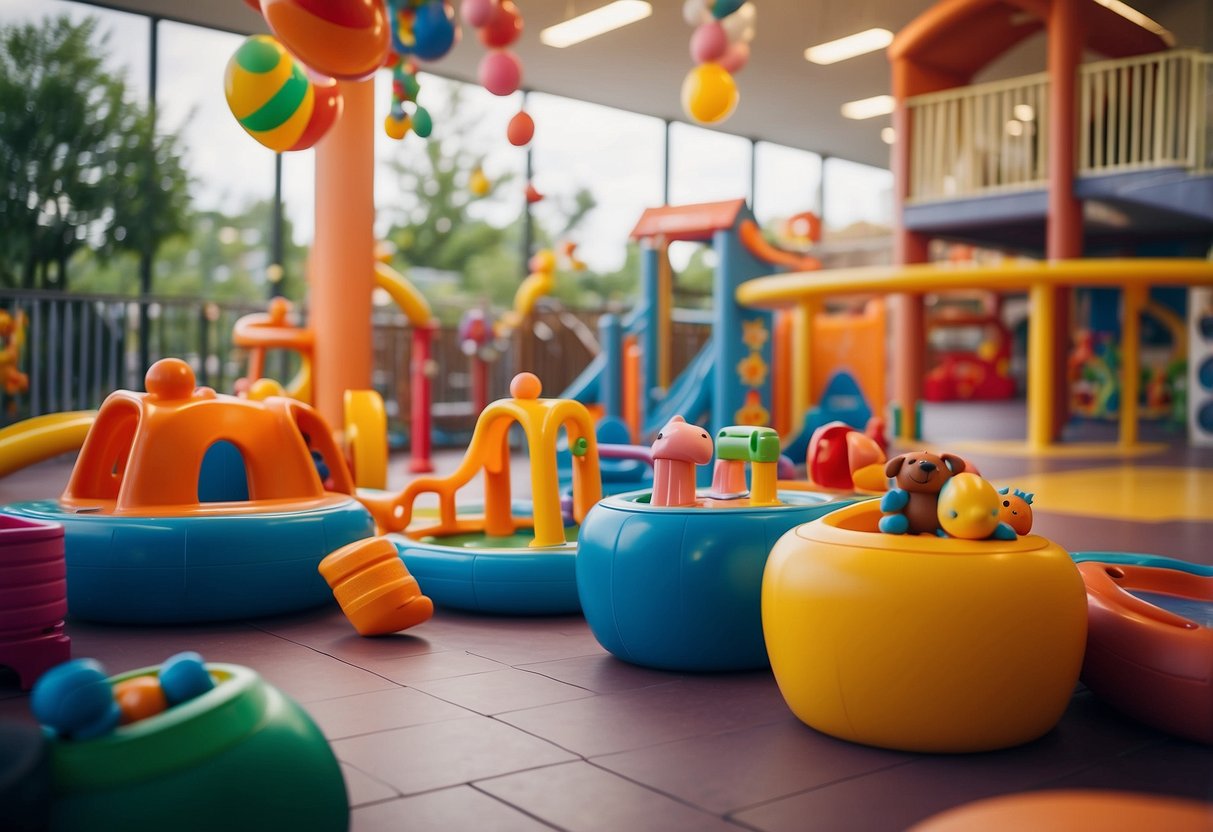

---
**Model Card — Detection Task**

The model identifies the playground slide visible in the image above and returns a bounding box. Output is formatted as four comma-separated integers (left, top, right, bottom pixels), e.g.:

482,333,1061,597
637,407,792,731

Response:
643,338,715,437
373,261,432,327
0,411,95,478
559,300,650,405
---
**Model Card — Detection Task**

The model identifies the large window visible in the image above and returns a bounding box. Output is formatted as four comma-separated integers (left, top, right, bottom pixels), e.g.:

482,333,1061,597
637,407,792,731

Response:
822,157,894,234
528,93,664,276
753,141,822,228
667,122,752,206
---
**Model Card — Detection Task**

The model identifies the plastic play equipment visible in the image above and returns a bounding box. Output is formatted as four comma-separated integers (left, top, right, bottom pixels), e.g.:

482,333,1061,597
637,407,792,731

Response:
924,305,1016,402
910,791,1213,832
34,658,347,832
738,258,1213,450
1074,554,1213,745
576,421,860,671
564,199,844,449
3,359,374,624
319,536,433,636
0,514,69,690
0,410,94,478
763,499,1088,752
0,308,28,399
362,373,603,614
233,252,437,477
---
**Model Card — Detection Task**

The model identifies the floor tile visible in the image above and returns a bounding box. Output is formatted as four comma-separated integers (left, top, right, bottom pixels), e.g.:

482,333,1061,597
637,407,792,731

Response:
595,718,912,814
1044,741,1213,800
477,761,745,832
302,686,468,739
410,667,595,715
351,786,554,832
497,673,788,756
517,653,683,694
358,650,506,684
341,763,398,807
332,715,576,794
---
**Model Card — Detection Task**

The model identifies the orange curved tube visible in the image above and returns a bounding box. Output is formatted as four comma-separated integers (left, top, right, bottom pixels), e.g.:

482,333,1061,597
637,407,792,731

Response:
738,220,821,272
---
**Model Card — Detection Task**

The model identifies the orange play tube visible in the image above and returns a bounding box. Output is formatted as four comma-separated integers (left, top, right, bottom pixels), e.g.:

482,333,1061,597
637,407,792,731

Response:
738,220,821,272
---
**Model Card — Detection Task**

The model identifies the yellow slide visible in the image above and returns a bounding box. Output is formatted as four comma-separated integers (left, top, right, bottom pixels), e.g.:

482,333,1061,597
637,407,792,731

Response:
374,261,432,327
0,411,95,478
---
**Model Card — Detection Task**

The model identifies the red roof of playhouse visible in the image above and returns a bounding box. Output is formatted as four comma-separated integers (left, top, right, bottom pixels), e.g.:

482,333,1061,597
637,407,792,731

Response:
630,200,748,243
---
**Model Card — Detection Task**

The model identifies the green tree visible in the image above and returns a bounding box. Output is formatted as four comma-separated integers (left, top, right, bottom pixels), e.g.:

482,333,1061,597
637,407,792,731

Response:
0,15,190,290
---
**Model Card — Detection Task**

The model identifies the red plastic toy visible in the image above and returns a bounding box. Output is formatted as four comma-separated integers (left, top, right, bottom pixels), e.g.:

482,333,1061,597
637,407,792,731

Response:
0,514,69,690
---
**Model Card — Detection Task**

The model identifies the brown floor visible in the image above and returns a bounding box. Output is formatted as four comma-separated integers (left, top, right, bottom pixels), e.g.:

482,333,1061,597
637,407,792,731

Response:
2,404,1212,831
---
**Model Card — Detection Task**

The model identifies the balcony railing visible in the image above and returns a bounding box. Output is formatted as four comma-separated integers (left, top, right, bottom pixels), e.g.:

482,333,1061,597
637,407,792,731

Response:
906,49,1213,204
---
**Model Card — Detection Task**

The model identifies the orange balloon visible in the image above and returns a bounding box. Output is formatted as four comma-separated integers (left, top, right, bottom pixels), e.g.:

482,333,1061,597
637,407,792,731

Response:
506,111,534,147
114,676,168,725
681,63,739,125
261,0,389,80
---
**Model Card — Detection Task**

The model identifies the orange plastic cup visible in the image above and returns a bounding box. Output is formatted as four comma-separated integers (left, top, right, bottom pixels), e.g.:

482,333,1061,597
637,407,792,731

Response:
318,537,433,636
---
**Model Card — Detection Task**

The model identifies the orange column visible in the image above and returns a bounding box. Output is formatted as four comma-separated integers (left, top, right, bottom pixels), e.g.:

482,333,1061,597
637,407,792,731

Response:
311,78,375,430
1045,0,1083,443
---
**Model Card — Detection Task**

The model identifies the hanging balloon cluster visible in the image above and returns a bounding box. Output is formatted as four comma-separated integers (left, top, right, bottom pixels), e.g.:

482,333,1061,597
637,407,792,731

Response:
225,0,391,152
463,0,535,148
383,0,460,140
681,0,757,126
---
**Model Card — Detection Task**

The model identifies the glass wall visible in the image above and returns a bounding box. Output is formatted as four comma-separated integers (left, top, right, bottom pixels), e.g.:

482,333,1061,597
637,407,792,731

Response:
753,141,822,228
822,157,894,235
667,122,752,206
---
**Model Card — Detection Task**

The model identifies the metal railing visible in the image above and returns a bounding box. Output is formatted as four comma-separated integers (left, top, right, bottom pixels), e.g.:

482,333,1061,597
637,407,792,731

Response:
906,49,1213,203
0,291,710,441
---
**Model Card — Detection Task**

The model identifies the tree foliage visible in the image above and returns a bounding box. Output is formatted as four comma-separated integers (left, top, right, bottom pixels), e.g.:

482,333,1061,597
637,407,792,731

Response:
0,15,190,290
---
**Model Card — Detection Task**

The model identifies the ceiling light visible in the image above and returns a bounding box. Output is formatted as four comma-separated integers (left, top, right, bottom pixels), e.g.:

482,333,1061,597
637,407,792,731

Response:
880,127,895,144
1091,0,1175,46
539,1,652,48
805,28,894,65
841,94,894,120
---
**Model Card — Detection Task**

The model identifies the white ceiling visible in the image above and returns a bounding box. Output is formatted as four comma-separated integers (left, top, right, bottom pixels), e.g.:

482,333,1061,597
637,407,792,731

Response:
93,0,1201,168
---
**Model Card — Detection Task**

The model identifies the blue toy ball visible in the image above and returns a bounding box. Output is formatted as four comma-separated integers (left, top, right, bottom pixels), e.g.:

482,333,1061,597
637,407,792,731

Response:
31,659,120,740
158,652,215,706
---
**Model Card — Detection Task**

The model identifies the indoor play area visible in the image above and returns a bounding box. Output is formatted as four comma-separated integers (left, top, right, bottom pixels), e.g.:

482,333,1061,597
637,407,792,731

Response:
2,0,1213,831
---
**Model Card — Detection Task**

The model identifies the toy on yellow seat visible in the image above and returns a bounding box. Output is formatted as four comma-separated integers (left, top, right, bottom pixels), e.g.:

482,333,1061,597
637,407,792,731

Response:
763,499,1087,753
937,473,1017,540
998,487,1035,535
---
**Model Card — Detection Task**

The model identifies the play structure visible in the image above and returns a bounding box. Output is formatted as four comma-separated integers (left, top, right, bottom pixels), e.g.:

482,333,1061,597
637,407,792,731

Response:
924,295,1016,402
233,251,436,477
576,417,861,671
27,654,346,832
3,359,375,624
763,496,1088,752
1071,551,1213,746
563,200,885,460
362,372,603,615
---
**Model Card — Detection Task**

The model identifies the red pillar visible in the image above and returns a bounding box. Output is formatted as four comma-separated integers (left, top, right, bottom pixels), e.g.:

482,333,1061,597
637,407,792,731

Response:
409,321,435,473
1047,0,1084,441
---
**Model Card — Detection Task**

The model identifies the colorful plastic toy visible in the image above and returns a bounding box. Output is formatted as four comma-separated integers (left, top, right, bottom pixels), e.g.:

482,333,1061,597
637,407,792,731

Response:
763,499,1088,752
31,658,120,740
0,513,69,691
937,473,1017,540
113,676,168,725
910,790,1213,832
2,359,374,624
364,373,602,614
1076,557,1213,745
650,416,713,507
577,422,861,671
37,659,348,832
319,536,433,635
158,652,216,706
878,450,967,536
998,487,1035,535
804,420,887,492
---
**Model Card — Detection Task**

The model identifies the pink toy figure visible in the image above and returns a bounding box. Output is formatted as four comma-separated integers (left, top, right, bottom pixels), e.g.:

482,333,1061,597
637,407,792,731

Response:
650,416,713,507
0,514,69,689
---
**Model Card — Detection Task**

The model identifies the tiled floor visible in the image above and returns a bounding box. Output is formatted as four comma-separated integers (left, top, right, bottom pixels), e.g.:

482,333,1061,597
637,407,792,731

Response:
3,411,1213,830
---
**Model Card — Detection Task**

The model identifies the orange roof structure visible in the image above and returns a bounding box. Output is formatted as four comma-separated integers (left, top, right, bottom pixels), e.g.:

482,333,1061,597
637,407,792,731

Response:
630,199,747,243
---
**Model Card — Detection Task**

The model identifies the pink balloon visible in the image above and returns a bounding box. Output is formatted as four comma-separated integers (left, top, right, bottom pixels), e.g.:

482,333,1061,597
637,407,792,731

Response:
463,0,495,28
690,21,727,64
719,40,750,73
479,49,522,96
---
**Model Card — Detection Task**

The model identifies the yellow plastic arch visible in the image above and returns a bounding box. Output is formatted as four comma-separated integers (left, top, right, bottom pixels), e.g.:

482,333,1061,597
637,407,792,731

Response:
373,260,432,327
344,389,388,490
0,411,95,478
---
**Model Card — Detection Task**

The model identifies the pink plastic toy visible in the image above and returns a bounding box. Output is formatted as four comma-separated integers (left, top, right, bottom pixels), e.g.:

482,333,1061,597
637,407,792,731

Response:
650,416,713,507
0,514,69,690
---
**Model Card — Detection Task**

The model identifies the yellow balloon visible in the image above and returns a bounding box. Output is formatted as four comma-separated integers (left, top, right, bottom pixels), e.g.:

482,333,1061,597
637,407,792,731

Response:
681,63,739,125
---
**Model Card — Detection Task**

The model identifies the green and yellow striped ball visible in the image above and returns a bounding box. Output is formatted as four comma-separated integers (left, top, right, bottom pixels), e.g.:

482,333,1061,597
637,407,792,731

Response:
224,35,315,153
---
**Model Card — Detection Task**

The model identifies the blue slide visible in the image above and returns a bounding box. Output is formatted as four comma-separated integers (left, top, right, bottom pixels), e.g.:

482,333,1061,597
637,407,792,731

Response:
642,338,714,437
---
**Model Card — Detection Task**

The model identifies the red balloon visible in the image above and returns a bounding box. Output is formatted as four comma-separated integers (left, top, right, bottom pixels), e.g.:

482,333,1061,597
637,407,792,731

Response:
289,75,344,151
479,50,521,96
507,110,534,146
479,0,522,48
